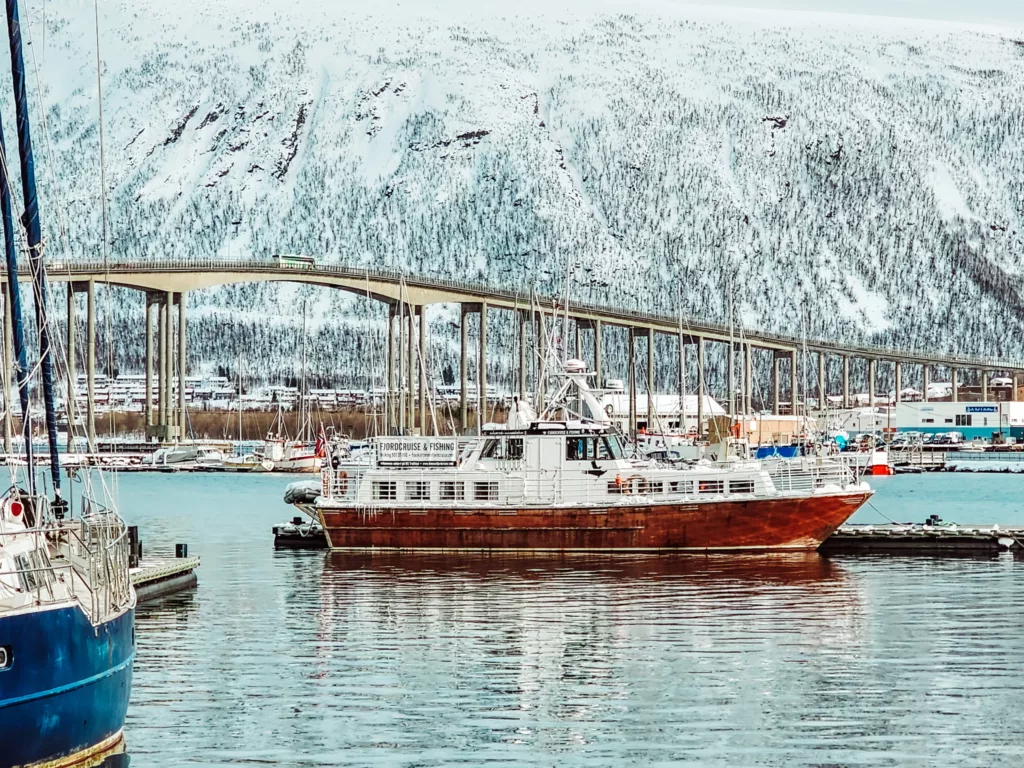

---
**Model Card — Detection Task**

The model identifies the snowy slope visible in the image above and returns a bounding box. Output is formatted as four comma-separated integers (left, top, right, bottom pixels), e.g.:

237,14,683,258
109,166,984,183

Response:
7,0,1024,387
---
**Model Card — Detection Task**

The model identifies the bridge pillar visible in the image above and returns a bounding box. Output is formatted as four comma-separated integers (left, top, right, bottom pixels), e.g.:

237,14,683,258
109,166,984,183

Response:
594,319,602,390
727,341,735,417
868,358,876,409
952,368,959,402
387,304,396,434
646,329,655,431
842,355,850,409
922,363,930,402
790,349,798,416
145,297,154,430
518,311,527,402
419,309,427,434
982,370,989,402
398,303,407,434
627,327,636,436
407,308,415,432
772,354,780,414
895,362,902,404
536,310,547,413
178,292,187,438
478,302,488,431
743,342,752,415
2,282,11,454
817,352,826,412
677,332,686,430
696,336,706,436
575,320,582,362
87,280,96,447
65,283,76,449
159,292,169,434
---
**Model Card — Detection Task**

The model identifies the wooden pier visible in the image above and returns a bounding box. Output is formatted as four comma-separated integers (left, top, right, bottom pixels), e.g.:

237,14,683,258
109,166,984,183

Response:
130,555,201,603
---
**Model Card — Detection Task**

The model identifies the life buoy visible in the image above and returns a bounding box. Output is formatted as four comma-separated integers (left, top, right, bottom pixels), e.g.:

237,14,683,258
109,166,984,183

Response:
615,474,624,493
624,474,646,495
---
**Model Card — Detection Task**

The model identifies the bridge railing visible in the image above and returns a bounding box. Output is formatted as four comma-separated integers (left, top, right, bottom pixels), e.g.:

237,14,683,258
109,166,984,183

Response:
11,257,1024,371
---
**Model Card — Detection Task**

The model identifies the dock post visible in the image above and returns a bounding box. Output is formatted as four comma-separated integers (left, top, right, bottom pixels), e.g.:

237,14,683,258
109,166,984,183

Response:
518,311,527,402
145,297,154,430
952,368,959,402
772,354,780,414
628,327,637,436
460,304,468,432
982,370,989,402
86,279,96,447
842,355,850,409
922,364,930,402
895,362,902,404
868,358,877,408
419,309,427,433
646,329,655,430
65,284,76,449
178,293,186,438
697,336,706,436
478,302,488,430
594,319,603,389
743,342,752,414
790,349,798,415
2,282,11,454
817,352,826,412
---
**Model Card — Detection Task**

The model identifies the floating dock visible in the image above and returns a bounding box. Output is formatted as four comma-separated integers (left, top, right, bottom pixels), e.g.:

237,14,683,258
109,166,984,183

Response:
130,555,201,603
273,517,328,549
820,524,1024,555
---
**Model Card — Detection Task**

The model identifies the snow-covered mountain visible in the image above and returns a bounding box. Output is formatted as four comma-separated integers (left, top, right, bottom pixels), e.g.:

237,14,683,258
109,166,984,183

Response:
8,0,1024,390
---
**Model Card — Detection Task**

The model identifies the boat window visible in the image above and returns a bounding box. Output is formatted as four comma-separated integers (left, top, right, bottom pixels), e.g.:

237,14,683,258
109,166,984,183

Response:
507,439,524,460
698,480,724,495
669,480,690,495
601,435,624,460
648,481,664,494
15,553,36,592
481,439,502,459
440,481,465,501
474,482,499,502
730,480,754,494
406,481,430,501
372,481,397,501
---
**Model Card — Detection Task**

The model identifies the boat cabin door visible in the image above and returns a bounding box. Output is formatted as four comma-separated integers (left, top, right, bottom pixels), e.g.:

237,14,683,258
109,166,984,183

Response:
525,434,560,503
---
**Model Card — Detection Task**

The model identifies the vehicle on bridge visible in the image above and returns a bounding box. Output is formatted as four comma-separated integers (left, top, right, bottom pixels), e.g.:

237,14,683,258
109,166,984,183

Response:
274,253,316,270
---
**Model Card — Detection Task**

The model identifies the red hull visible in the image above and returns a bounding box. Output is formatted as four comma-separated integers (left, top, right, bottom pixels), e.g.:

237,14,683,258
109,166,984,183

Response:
319,491,871,552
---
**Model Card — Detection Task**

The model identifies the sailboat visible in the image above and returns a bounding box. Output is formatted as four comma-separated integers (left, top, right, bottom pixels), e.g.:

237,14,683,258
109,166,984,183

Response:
0,3,135,765
223,364,272,472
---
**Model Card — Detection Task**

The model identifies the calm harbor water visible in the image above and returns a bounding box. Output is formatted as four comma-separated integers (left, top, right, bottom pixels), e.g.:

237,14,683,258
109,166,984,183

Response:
104,473,1024,766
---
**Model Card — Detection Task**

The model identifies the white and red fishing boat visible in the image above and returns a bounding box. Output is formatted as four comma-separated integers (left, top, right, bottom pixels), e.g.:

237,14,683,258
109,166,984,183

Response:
315,361,872,552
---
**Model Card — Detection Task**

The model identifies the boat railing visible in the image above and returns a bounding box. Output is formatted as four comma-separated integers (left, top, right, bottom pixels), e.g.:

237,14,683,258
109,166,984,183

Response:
768,461,857,495
0,504,134,624
319,464,858,507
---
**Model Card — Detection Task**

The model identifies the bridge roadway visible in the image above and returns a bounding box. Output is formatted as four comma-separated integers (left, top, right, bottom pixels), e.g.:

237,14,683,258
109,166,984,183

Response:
0,257,1018,444
17,257,1023,372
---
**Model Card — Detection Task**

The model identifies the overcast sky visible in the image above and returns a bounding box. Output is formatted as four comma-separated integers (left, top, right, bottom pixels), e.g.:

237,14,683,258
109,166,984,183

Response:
677,0,1024,25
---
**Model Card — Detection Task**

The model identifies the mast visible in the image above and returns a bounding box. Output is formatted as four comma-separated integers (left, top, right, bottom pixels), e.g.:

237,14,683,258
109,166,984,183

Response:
5,0,61,495
300,297,307,442
0,108,33,493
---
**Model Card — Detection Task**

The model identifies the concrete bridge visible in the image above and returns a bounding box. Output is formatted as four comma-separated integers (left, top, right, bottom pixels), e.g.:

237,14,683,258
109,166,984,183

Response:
2,258,1021,442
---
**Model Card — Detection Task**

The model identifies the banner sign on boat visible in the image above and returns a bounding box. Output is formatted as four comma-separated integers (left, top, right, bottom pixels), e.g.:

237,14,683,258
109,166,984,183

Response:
375,437,459,466
965,406,997,413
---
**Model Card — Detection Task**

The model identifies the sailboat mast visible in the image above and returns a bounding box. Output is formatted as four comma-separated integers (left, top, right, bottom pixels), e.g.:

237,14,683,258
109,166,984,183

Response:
5,0,61,494
0,112,32,492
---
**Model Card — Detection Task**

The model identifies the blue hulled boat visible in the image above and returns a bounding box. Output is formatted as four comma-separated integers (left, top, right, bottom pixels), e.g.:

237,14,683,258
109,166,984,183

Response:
0,0,136,763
